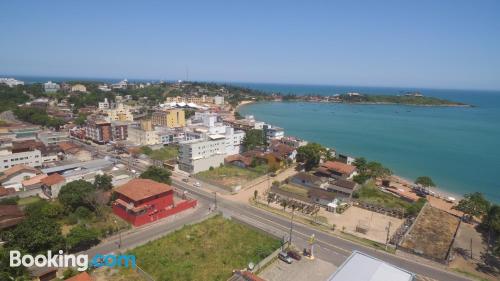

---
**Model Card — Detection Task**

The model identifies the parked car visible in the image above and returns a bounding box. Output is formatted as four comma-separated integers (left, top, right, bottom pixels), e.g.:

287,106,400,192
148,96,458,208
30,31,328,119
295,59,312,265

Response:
194,181,201,187
278,251,292,264
182,178,189,183
287,250,302,260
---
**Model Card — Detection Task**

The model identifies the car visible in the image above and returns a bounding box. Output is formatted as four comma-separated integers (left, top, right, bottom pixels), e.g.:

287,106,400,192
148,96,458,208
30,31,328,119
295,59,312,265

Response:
269,172,277,177
278,251,292,264
182,178,189,183
287,250,301,260
194,181,201,187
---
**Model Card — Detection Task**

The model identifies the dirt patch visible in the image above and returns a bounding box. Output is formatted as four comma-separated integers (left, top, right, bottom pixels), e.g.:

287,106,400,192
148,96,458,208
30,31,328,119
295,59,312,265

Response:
401,204,459,262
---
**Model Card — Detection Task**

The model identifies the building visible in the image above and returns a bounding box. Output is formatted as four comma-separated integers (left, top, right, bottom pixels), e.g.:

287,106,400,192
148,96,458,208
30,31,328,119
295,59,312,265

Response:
98,84,111,92
65,272,92,281
127,121,159,145
263,125,284,143
326,179,358,198
98,98,110,110
107,103,134,122
290,172,328,189
41,173,66,199
71,84,87,92
178,136,226,173
85,120,112,144
111,79,128,89
0,78,24,87
37,131,68,146
326,251,415,281
317,161,358,180
112,179,197,227
151,109,186,128
43,81,60,93
0,165,42,191
111,121,128,141
214,95,224,105
0,205,25,230
0,146,42,172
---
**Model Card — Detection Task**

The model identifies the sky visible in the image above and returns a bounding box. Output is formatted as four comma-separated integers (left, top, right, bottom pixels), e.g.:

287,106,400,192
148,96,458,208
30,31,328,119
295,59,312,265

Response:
1,0,499,90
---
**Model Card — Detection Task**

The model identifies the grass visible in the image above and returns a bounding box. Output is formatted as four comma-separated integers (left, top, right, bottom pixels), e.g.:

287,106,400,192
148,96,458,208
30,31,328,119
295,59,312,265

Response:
354,181,412,210
452,269,491,281
128,215,280,281
149,146,179,161
17,196,42,206
197,165,266,188
278,184,309,198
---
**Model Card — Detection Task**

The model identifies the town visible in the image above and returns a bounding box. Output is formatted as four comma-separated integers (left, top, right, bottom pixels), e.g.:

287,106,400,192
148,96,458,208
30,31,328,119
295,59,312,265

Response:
0,77,498,281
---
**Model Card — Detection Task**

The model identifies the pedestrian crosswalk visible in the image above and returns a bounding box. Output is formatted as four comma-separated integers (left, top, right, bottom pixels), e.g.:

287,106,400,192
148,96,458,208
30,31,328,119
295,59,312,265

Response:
416,275,438,281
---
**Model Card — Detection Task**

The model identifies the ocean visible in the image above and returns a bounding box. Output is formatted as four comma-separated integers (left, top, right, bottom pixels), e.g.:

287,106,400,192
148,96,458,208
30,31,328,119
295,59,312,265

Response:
236,83,500,203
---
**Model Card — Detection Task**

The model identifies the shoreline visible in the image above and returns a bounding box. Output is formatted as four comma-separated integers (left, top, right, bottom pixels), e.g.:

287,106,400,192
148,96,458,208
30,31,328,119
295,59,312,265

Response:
235,100,467,204
245,99,472,108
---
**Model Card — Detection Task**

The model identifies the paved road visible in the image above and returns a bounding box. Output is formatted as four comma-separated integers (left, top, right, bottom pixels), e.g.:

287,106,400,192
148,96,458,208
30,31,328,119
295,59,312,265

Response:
172,178,471,281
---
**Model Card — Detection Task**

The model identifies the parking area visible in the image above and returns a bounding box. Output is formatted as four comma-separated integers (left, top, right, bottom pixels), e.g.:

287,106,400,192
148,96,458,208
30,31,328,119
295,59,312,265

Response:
259,256,336,281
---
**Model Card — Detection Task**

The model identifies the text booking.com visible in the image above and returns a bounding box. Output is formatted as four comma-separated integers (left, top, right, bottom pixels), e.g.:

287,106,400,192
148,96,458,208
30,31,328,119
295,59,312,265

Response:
10,250,136,271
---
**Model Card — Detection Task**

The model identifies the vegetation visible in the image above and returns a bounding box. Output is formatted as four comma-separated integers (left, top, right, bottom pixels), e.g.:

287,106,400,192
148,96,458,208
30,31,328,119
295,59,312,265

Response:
242,129,264,150
482,204,500,255
58,180,96,212
65,225,100,252
296,143,327,171
353,157,391,184
94,174,113,190
13,107,65,129
140,166,172,184
0,84,30,113
454,192,491,218
197,164,266,189
415,176,435,187
339,94,468,106
128,215,280,281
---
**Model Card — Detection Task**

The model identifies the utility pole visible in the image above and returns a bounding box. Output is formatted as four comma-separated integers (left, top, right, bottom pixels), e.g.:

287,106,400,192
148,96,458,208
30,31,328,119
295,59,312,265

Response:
213,191,217,210
470,238,473,259
288,210,294,247
385,221,391,251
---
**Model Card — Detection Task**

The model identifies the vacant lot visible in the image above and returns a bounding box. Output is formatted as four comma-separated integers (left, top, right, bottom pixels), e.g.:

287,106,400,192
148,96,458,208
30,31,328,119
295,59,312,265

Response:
150,146,179,161
355,182,411,210
197,165,266,188
401,204,459,261
259,256,336,281
128,215,280,281
278,184,309,198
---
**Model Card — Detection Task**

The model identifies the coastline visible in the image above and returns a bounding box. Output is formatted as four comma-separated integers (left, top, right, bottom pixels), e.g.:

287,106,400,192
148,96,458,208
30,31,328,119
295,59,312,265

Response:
235,100,467,204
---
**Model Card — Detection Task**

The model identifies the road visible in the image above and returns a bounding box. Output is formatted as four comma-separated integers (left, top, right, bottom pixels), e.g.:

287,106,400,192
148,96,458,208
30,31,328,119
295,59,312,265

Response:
73,139,470,281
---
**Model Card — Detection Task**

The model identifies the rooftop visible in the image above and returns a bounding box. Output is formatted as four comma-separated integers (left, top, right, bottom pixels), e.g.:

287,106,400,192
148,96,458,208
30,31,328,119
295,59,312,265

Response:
41,173,65,186
114,179,173,201
321,161,357,175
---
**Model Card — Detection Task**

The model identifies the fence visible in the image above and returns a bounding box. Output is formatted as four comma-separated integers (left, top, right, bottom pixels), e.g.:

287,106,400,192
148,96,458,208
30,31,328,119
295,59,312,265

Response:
136,265,156,281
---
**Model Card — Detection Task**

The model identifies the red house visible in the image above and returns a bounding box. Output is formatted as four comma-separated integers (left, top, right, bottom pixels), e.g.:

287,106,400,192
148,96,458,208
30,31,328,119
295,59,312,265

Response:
112,179,197,227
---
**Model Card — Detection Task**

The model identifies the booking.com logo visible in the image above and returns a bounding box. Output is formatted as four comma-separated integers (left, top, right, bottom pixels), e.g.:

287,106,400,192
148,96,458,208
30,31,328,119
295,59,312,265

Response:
10,250,136,271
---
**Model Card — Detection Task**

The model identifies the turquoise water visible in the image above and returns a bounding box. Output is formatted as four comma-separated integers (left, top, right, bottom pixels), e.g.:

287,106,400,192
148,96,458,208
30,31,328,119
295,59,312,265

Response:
237,84,500,202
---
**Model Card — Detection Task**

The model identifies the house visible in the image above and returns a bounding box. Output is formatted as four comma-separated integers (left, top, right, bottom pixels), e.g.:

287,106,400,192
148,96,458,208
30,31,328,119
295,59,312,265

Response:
0,165,42,191
290,172,328,189
41,173,66,198
0,205,25,230
326,179,358,198
269,142,296,161
22,173,48,190
112,179,197,227
308,187,337,206
317,161,357,180
326,251,415,281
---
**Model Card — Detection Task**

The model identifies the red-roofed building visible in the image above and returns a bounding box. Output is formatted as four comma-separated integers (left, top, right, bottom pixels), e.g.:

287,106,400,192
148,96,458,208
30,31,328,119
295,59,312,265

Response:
65,272,92,281
112,179,197,227
318,161,358,180
41,173,66,198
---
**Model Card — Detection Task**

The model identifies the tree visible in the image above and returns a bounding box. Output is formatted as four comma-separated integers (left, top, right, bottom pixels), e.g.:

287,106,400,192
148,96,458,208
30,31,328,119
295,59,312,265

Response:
254,190,258,200
94,174,113,190
58,180,95,212
481,205,500,256
140,146,153,155
6,215,64,254
415,176,435,187
140,166,172,184
365,161,391,179
0,247,30,280
296,143,325,171
454,192,491,217
242,129,264,150
66,225,100,252
353,157,367,172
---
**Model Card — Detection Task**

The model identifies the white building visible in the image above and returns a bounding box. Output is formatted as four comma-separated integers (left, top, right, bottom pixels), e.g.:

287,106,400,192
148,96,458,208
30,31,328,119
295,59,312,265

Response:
128,127,159,145
112,79,128,89
0,148,42,172
44,81,60,93
98,98,110,110
224,127,245,156
263,125,284,143
106,103,134,122
0,78,24,87
214,95,224,105
98,84,111,92
37,131,68,146
178,136,226,174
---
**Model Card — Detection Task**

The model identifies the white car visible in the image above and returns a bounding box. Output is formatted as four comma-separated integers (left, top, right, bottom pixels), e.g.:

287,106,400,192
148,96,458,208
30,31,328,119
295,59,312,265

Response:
194,181,201,187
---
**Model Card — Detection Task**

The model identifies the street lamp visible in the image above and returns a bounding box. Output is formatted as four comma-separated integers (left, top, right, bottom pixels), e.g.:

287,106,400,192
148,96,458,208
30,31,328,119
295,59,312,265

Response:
114,219,122,249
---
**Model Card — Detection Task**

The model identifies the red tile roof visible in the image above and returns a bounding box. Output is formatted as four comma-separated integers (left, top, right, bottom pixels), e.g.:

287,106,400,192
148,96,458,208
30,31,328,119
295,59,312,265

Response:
321,161,356,175
0,205,25,229
0,165,41,182
40,173,65,186
114,179,172,202
65,272,92,281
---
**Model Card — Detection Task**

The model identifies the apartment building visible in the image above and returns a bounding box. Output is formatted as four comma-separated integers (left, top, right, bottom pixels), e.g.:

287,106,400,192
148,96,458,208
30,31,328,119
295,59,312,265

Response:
98,98,110,110
151,109,185,128
107,103,134,122
84,120,112,144
0,147,42,172
71,84,87,92
178,136,226,173
43,81,60,93
263,124,284,143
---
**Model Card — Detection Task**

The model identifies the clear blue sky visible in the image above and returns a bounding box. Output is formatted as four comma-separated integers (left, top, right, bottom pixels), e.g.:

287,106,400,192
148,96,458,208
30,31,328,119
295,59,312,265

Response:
1,0,499,90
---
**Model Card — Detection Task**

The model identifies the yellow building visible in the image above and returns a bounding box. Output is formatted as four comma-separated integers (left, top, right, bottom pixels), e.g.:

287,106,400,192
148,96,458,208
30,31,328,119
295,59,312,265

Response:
71,84,87,92
107,103,134,122
151,109,185,128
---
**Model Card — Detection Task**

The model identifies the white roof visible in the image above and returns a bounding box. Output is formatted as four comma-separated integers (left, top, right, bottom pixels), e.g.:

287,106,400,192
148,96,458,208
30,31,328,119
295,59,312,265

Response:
327,251,414,281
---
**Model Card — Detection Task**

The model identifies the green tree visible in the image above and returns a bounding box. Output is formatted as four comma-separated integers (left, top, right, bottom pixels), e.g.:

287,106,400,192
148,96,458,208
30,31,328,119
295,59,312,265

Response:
353,157,367,172
0,247,30,280
415,176,435,187
58,180,95,212
140,166,172,184
140,146,153,155
296,143,325,171
94,174,113,190
66,225,100,252
6,215,64,254
242,129,264,150
481,205,500,255
454,192,491,217
74,113,87,126
365,161,391,179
